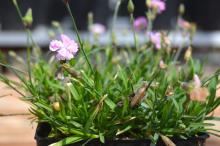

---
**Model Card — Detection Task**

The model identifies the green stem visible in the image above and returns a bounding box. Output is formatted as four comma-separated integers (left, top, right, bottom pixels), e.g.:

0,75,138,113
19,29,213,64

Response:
26,30,32,84
12,0,33,85
146,10,154,33
12,0,23,23
173,15,184,62
111,0,122,44
65,3,94,74
0,113,30,117
130,13,138,50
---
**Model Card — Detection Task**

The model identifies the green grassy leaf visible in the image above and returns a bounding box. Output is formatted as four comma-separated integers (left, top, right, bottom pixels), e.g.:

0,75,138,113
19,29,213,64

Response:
49,136,83,146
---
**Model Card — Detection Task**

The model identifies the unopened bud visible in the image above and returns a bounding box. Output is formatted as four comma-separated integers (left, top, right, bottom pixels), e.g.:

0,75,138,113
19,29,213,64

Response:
165,86,174,96
52,21,60,28
9,51,16,57
184,46,192,61
48,30,56,39
160,135,176,146
146,0,151,7
62,63,80,78
52,102,61,111
131,83,148,107
12,0,18,6
88,12,94,29
22,8,33,27
181,82,191,91
9,51,24,63
179,4,185,15
159,60,167,69
190,87,209,102
66,82,72,87
193,74,201,88
127,0,135,14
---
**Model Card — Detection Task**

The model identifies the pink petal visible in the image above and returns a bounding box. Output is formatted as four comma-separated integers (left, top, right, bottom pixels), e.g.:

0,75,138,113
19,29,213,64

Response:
150,0,166,13
149,32,161,49
56,48,73,61
49,40,63,51
61,34,79,54
134,17,148,31
61,34,72,46
193,74,201,88
66,42,78,54
90,23,106,35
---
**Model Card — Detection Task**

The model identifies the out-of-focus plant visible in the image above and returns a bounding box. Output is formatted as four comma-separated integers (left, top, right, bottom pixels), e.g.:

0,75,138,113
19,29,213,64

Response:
0,51,7,72
0,0,220,146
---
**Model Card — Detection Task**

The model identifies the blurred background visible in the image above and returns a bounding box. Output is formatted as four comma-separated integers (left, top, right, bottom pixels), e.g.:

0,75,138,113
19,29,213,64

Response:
1,0,220,62
0,0,220,146
1,0,220,30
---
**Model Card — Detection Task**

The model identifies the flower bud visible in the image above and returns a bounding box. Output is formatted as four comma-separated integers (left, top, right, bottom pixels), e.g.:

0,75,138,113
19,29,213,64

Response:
127,0,135,14
159,60,167,69
190,87,209,102
179,4,185,15
146,0,151,7
193,74,201,88
88,12,93,29
52,102,61,111
62,63,80,78
52,21,61,28
184,46,192,61
12,0,18,6
22,8,33,27
9,51,24,63
48,30,56,39
66,82,72,87
131,83,148,108
165,86,174,96
160,135,176,146
181,82,191,91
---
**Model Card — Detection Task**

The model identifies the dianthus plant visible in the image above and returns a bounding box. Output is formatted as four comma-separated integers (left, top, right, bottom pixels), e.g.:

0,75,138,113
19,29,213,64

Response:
1,0,220,146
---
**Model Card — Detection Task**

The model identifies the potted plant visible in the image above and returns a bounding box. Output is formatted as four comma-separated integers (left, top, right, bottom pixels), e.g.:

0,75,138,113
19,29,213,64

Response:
1,0,220,146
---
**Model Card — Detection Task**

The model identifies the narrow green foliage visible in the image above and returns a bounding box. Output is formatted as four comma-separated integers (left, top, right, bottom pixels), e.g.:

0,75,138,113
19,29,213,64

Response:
1,1,220,146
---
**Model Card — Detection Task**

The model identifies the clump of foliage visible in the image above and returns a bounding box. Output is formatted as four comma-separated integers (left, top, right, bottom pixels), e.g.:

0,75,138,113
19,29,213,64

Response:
1,0,220,146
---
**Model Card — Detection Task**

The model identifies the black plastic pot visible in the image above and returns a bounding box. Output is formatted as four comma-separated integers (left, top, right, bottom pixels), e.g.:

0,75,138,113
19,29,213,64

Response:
35,123,209,146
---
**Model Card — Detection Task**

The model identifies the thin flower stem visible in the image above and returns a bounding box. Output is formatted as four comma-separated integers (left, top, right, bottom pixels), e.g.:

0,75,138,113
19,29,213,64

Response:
174,38,188,62
0,75,25,96
173,15,181,61
0,113,30,117
65,3,94,74
0,94,12,98
12,0,33,85
12,0,23,23
130,13,138,50
26,30,32,85
111,0,122,44
146,10,154,33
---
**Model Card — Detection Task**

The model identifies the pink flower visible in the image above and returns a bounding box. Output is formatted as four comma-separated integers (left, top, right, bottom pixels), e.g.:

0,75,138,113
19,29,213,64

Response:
178,18,191,29
190,87,209,102
190,74,209,102
49,40,63,51
193,74,201,88
49,34,78,61
149,32,161,49
134,17,148,31
159,60,167,69
148,0,166,13
90,23,106,35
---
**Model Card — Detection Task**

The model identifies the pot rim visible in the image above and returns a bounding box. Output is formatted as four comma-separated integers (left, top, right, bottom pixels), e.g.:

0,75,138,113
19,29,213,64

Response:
35,122,209,144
